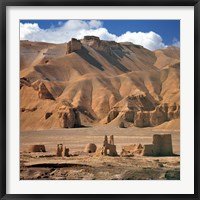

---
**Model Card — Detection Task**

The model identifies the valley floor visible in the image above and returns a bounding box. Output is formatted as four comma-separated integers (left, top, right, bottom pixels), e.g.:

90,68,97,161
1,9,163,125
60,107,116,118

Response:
20,125,180,180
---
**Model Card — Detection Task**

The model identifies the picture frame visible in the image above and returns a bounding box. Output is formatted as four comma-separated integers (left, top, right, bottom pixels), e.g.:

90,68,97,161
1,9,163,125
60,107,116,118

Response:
0,0,199,199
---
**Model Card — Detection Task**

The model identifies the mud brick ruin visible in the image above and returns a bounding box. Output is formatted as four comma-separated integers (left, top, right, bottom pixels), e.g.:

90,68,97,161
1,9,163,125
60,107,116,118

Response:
96,135,118,156
84,143,97,153
27,144,46,153
143,134,173,156
121,134,173,157
62,147,69,157
56,144,63,157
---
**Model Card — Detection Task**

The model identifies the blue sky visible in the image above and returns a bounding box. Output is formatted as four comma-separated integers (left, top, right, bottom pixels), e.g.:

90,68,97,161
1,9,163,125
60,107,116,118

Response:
20,20,180,50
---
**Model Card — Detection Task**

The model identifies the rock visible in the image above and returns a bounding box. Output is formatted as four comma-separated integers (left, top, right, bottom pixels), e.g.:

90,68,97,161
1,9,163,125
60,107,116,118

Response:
38,82,55,100
58,106,80,128
107,110,119,123
134,103,180,127
84,143,97,153
168,103,180,120
45,112,52,119
119,121,125,128
135,111,150,127
165,170,180,180
31,80,41,91
66,38,82,54
122,110,135,123
20,77,31,89
150,105,168,126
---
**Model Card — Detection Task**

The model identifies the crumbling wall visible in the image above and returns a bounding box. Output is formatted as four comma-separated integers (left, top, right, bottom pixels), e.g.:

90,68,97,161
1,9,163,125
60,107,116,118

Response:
142,134,173,156
27,145,46,152
121,134,173,157
121,144,143,156
66,38,82,54
96,135,118,156
142,144,155,156
152,134,173,156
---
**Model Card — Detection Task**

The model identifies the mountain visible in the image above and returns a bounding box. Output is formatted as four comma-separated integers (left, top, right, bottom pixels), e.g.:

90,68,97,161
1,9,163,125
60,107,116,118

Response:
20,36,180,131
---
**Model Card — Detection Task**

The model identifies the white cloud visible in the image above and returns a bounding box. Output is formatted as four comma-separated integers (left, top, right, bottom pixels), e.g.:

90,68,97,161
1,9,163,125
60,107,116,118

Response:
20,20,173,50
20,23,40,40
172,38,180,48
116,31,166,50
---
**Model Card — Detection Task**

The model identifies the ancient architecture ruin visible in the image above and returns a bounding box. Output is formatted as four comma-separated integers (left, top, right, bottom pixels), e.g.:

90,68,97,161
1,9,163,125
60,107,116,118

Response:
66,38,82,54
143,134,173,156
27,145,46,153
121,144,143,157
121,134,173,157
56,144,70,157
96,135,118,156
84,143,97,153
56,144,63,157
62,147,69,157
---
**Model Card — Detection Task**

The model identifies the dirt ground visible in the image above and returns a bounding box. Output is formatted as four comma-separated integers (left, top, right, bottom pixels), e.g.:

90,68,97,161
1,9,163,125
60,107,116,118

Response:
20,125,180,180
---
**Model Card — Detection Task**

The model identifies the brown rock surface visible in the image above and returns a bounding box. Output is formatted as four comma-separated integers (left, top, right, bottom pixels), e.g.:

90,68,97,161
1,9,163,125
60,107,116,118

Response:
20,37,180,131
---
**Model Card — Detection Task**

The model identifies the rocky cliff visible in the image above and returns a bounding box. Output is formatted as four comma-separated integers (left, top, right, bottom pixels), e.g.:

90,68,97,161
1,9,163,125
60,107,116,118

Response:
20,36,180,130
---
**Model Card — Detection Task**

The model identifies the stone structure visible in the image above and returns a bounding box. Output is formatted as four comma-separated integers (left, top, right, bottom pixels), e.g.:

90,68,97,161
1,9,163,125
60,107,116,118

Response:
96,135,118,156
121,134,173,157
121,144,143,157
56,144,69,157
84,143,97,153
56,144,63,157
143,134,173,156
66,38,82,54
62,147,69,157
27,145,46,153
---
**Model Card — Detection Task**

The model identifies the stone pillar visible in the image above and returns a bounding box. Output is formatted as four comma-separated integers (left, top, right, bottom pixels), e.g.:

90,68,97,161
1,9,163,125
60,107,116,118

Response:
110,135,114,145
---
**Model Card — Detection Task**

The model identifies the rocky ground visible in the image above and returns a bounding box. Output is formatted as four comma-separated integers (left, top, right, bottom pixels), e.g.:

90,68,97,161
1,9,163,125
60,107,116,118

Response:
20,126,180,180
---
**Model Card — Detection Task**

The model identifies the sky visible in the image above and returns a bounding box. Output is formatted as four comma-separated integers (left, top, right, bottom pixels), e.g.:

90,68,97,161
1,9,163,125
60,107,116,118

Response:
20,20,180,51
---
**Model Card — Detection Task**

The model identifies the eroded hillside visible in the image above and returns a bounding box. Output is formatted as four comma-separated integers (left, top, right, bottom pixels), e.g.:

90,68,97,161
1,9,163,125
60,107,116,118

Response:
20,36,180,131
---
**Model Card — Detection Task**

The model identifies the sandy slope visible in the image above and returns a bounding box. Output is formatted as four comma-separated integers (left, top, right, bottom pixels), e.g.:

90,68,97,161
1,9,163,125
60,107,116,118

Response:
20,37,180,131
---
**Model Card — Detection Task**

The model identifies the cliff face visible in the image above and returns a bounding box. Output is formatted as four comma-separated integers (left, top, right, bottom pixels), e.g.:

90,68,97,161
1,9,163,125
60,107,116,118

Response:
20,36,180,130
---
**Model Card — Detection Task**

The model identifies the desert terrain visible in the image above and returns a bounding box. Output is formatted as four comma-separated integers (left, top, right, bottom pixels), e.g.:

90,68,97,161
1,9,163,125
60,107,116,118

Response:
20,125,180,180
20,36,180,180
